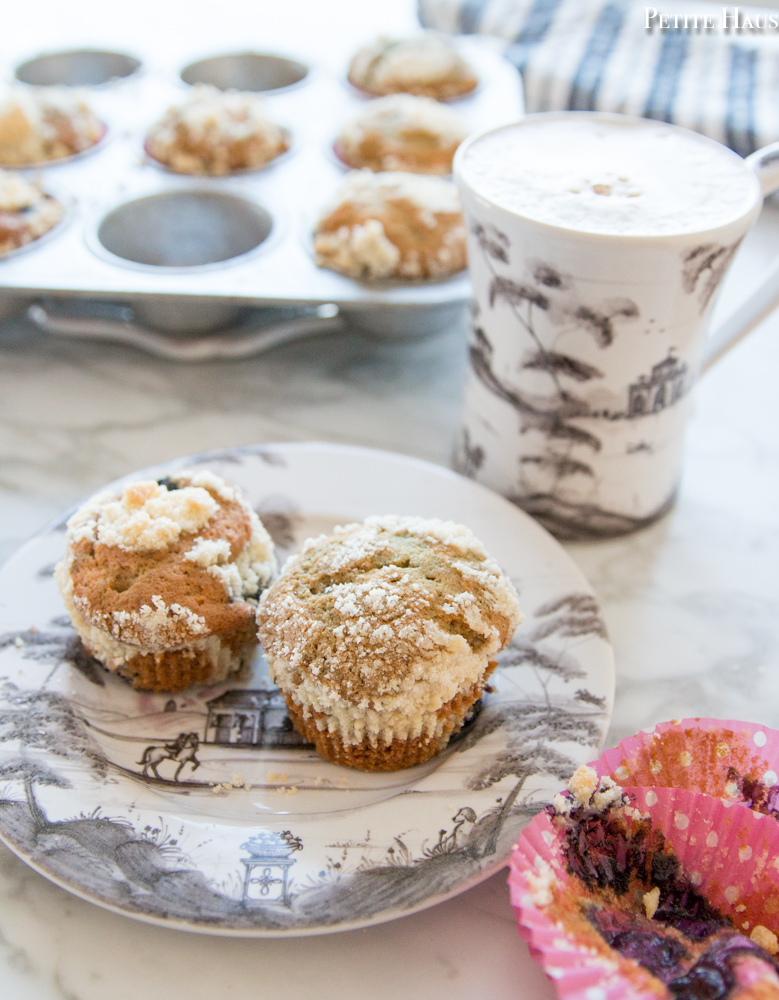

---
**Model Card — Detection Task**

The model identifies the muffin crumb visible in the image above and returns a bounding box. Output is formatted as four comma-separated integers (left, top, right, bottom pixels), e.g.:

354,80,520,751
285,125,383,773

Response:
643,886,660,919
751,925,779,955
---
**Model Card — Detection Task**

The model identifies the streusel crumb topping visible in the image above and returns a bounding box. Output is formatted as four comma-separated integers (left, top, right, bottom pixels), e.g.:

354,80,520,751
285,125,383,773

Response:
56,471,276,653
258,515,521,709
314,170,465,280
348,33,478,100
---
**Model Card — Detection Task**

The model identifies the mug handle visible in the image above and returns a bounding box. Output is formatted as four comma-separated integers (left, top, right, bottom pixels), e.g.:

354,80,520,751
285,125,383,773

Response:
701,141,779,373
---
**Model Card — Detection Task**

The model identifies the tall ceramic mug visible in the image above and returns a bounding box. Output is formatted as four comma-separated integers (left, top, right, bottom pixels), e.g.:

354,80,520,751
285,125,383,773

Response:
452,112,779,539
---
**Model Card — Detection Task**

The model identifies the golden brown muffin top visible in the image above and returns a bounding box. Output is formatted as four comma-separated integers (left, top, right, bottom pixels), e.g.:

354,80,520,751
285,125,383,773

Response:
257,515,521,706
313,170,466,280
59,471,275,649
336,94,468,174
348,34,478,100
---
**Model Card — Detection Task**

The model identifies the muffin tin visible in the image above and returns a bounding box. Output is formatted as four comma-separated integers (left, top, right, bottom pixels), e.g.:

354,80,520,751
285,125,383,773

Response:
0,41,523,356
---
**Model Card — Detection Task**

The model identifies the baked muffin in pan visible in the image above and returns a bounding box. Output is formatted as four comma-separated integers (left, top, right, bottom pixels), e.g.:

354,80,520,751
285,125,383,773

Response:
0,87,104,165
313,169,466,280
335,94,468,175
146,84,290,176
0,169,64,256
348,33,478,101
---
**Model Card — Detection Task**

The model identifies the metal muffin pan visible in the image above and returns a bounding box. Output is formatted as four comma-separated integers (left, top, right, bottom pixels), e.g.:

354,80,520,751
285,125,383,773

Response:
0,40,523,354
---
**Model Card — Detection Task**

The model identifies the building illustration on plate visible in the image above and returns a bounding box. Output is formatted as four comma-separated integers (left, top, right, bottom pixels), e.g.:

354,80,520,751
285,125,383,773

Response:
628,351,687,416
204,689,312,748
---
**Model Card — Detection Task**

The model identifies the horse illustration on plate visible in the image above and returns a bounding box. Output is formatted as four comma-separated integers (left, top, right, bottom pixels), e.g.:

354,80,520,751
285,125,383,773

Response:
138,731,201,781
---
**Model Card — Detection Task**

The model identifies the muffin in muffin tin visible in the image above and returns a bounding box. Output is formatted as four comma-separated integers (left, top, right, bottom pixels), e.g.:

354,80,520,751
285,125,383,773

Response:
0,87,104,165
55,471,276,692
312,169,467,280
145,84,290,176
334,94,468,175
348,33,478,101
0,169,64,256
257,515,521,771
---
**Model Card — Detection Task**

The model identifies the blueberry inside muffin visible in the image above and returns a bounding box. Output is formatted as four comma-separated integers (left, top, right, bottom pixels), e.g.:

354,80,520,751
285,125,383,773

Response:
532,767,779,999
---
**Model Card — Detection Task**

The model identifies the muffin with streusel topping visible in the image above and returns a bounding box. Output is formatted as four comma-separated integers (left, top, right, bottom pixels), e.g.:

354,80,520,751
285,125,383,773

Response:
348,33,478,101
55,471,276,692
145,85,290,176
0,169,64,256
313,170,466,280
335,94,468,175
256,515,521,771
0,87,104,165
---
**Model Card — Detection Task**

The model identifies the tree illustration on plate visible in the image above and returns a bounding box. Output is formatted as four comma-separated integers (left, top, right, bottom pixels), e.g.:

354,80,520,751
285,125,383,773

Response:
453,592,608,858
0,757,71,830
0,679,109,826
0,622,106,686
462,223,640,535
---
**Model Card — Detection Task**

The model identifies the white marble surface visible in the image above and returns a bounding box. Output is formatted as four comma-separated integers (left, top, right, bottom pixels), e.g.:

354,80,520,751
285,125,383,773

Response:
1,2,779,998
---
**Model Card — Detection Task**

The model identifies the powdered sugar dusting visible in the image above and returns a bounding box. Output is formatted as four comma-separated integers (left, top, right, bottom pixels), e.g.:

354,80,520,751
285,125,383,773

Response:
258,515,521,745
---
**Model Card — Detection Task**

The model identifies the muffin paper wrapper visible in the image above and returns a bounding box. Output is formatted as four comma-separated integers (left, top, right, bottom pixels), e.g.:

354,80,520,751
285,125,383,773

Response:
593,718,779,808
509,783,779,1000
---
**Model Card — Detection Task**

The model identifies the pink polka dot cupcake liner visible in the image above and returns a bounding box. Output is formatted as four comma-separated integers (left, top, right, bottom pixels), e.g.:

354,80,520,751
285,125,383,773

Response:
508,720,779,1000
593,719,779,814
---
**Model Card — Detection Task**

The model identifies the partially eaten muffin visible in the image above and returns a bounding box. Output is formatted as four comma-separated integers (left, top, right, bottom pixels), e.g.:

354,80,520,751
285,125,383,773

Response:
522,766,779,999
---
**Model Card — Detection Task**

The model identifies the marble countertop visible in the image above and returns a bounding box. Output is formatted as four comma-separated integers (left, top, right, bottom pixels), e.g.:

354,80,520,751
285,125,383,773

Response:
1,2,779,999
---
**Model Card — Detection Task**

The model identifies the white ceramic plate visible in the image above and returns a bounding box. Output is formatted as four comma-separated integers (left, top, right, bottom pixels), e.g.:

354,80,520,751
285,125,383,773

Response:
0,443,614,936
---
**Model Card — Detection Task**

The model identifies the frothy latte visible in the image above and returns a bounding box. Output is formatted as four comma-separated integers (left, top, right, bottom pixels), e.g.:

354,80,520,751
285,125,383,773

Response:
459,116,759,237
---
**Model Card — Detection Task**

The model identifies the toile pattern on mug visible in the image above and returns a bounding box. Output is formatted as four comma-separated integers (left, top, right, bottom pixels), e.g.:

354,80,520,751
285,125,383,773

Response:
452,113,774,540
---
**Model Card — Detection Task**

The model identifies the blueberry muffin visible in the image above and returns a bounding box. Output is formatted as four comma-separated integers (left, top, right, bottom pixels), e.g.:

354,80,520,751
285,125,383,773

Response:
313,170,466,280
0,87,104,165
146,85,290,175
526,767,779,998
257,515,521,771
348,33,478,101
335,94,467,175
0,170,64,256
56,471,276,692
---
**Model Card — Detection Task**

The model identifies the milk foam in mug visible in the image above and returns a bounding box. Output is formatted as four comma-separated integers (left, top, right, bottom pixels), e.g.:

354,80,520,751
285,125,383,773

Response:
453,112,779,539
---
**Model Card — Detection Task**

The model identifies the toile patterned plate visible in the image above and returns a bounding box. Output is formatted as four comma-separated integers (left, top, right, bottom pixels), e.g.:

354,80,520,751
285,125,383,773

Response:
0,442,614,936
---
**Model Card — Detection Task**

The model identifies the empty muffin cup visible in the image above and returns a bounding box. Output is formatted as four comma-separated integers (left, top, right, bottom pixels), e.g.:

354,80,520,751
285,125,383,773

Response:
180,52,309,93
15,50,141,87
95,191,273,269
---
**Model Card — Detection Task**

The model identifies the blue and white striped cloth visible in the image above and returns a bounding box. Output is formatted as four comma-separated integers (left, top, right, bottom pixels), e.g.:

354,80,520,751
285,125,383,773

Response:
419,0,779,155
